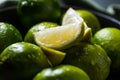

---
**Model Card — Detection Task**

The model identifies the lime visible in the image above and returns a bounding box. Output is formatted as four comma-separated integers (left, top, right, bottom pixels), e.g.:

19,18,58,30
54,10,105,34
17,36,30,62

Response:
62,8,92,42
33,65,90,80
76,9,101,34
34,8,85,50
0,22,22,53
17,0,61,29
41,46,66,66
24,22,58,44
0,42,50,80
92,27,120,72
63,42,111,80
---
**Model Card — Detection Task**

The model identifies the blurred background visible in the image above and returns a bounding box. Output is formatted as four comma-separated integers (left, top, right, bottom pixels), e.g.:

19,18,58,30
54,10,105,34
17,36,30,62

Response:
60,0,120,21
0,0,120,21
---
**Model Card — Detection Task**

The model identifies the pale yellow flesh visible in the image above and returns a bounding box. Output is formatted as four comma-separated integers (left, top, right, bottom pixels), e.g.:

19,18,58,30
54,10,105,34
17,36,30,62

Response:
34,8,85,49
62,8,84,25
34,23,84,49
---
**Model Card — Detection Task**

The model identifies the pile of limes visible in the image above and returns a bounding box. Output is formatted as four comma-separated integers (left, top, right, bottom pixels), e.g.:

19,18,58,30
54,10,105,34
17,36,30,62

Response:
0,0,120,80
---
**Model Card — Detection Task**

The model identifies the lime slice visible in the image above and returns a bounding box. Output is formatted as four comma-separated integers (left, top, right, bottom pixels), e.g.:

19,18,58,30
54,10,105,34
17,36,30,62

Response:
41,46,66,66
34,8,85,50
62,8,92,42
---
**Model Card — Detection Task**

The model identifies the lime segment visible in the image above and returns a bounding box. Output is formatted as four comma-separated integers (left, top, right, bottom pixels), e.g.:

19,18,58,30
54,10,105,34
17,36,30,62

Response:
34,8,85,50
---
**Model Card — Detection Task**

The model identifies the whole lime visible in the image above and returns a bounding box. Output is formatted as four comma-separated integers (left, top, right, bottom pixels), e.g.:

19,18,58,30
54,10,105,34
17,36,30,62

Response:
76,10,101,34
0,22,22,53
24,22,58,44
63,42,111,80
17,0,61,29
0,42,50,80
92,27,120,72
33,65,90,80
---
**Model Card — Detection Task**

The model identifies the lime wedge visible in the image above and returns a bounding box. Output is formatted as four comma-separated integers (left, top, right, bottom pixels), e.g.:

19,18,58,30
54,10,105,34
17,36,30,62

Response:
34,8,85,50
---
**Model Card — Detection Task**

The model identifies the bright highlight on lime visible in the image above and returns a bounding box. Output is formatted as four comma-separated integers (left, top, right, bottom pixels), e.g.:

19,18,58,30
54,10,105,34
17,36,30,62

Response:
0,42,50,80
0,22,22,53
33,65,90,80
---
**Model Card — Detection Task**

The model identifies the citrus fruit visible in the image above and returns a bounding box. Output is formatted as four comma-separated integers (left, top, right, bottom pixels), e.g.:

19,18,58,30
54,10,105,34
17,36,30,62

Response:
41,46,66,66
62,8,92,42
0,42,50,80
34,8,85,50
0,22,22,53
17,0,61,29
63,42,111,80
76,9,101,34
92,27,120,72
33,65,90,80
24,22,58,44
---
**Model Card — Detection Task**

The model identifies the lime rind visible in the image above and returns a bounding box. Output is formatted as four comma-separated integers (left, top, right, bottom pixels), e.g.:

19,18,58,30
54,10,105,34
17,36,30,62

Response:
83,28,92,42
81,22,92,42
41,46,66,66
